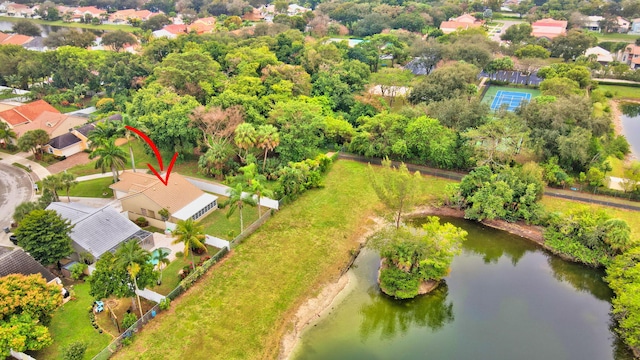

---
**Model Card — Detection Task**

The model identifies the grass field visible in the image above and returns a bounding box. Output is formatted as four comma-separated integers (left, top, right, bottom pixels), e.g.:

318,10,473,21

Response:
593,32,639,43
113,160,453,359
32,282,112,360
0,16,134,32
598,85,640,100
68,177,114,198
199,198,261,240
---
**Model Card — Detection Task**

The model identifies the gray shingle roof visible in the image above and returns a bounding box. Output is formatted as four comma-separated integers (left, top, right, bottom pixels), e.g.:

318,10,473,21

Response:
76,123,95,137
48,132,81,149
46,202,148,258
0,248,58,283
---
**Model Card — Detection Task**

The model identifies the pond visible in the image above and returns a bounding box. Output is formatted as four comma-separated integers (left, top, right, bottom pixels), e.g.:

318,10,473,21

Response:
620,102,640,158
293,217,633,360
0,20,102,37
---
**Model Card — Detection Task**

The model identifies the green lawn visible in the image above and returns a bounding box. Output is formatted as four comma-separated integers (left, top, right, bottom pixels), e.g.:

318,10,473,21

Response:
32,282,112,360
199,198,261,240
607,156,626,178
52,104,81,113
151,245,221,296
0,16,135,32
593,32,639,43
598,85,640,100
68,177,114,198
113,160,452,360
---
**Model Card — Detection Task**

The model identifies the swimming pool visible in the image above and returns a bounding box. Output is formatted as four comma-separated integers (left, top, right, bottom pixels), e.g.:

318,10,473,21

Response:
149,247,172,266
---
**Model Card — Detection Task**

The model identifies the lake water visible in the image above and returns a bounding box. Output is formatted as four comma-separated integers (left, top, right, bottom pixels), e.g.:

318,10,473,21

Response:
293,217,633,360
621,103,640,158
0,20,101,37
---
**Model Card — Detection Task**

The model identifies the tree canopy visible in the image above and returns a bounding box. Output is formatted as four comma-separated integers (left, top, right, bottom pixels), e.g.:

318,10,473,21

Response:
15,209,73,266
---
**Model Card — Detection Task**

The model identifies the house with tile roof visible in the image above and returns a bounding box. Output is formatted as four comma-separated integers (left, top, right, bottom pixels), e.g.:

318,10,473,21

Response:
531,18,567,39
110,171,218,228
0,247,60,284
6,2,32,17
0,32,34,45
107,9,160,24
242,8,263,22
618,43,640,69
187,17,216,33
585,46,613,64
153,24,188,38
440,14,484,34
0,99,60,129
46,202,154,261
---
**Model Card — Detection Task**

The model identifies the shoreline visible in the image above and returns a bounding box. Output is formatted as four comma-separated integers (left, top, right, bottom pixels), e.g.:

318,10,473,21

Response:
611,100,639,162
279,208,555,359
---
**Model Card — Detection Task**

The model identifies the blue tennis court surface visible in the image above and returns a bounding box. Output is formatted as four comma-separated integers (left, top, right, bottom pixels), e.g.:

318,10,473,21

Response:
490,90,532,111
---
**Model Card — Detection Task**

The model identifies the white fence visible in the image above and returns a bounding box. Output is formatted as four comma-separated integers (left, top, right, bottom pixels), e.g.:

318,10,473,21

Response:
205,235,230,250
185,177,279,210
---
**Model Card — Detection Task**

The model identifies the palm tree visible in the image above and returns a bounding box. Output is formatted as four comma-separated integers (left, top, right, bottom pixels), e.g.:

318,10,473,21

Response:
153,248,170,285
250,176,273,218
115,114,138,172
0,121,17,148
225,182,257,234
88,121,118,150
256,125,280,172
42,174,63,202
90,140,127,183
114,240,151,318
234,123,257,163
172,218,207,271
60,172,78,202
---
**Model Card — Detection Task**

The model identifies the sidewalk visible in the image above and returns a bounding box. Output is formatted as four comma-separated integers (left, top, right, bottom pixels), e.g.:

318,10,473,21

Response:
0,151,51,181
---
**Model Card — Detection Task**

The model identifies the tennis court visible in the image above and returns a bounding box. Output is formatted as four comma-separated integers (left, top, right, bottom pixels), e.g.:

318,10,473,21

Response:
482,86,540,112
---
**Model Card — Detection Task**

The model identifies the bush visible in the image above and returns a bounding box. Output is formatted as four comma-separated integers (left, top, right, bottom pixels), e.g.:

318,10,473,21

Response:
69,262,88,280
134,217,149,227
96,97,115,112
159,298,170,311
121,312,138,331
62,341,87,360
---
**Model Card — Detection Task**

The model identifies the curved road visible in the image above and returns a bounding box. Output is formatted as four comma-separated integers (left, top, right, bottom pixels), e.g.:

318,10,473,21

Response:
0,163,33,247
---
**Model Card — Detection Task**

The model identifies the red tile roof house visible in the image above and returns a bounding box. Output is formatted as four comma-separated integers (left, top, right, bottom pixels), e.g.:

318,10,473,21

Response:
107,9,161,24
0,32,34,45
187,17,217,34
531,18,568,39
152,24,188,38
440,14,485,34
619,44,640,70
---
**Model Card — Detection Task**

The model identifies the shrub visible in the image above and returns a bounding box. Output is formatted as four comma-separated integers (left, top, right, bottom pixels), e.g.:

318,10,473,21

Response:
159,298,171,311
121,312,137,331
96,98,115,112
69,262,88,280
175,251,184,259
62,341,87,360
134,217,149,227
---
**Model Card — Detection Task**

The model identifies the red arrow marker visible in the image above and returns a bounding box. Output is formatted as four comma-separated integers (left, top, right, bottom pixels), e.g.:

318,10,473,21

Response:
125,126,178,186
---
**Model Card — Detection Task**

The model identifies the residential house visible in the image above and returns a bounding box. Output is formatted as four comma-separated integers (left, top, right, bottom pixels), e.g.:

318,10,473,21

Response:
23,36,47,51
585,16,603,32
0,99,60,130
46,202,154,262
108,9,160,24
0,2,11,13
153,24,188,38
287,4,310,16
585,46,613,65
75,6,105,19
259,4,275,22
616,17,630,33
45,122,95,158
531,18,568,39
187,16,216,33
439,14,484,34
0,32,34,45
630,18,640,34
242,8,263,22
0,246,61,285
110,171,218,228
618,44,640,69
6,3,32,17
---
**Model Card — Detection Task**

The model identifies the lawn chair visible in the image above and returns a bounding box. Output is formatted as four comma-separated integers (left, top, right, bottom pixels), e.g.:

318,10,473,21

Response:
94,300,104,313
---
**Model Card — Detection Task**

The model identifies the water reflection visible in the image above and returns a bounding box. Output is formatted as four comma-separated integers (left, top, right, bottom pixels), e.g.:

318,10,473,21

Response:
0,21,103,37
621,103,640,117
547,256,613,301
359,283,453,342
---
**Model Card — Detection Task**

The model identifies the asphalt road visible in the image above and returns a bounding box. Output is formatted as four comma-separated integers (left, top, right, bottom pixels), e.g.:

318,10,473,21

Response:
0,163,33,247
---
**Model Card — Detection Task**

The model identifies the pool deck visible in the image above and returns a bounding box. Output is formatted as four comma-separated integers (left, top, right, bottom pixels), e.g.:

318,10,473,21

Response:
150,233,184,262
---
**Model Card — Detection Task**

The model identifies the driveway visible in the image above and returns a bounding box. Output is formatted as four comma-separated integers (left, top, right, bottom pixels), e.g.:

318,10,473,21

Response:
47,152,91,174
0,163,33,247
489,19,525,43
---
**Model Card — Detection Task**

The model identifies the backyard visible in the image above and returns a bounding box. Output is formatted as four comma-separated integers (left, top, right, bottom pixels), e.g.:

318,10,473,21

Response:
31,282,111,360
67,177,114,198
598,84,640,100
199,196,262,240
150,245,221,296
112,160,453,360
95,297,158,337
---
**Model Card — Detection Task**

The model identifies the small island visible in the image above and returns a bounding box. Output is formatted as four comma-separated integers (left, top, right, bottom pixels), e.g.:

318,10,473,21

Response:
370,216,467,299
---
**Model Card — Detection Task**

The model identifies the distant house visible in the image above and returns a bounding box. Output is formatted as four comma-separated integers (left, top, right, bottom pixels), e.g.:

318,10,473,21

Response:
188,17,216,33
585,16,603,32
75,6,105,18
630,18,640,34
0,99,60,131
23,36,47,51
242,8,263,22
618,44,640,69
439,14,484,34
616,17,630,33
110,171,218,228
585,46,613,64
46,202,154,261
108,9,161,24
45,122,95,158
531,18,568,39
0,247,61,285
287,4,310,16
6,3,32,17
153,24,188,38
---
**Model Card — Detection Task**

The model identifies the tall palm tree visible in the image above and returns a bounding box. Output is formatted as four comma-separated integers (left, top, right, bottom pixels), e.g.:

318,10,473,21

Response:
0,121,17,148
114,240,151,318
88,121,118,150
250,176,273,218
152,248,170,285
256,125,280,172
90,139,127,183
172,218,207,271
225,182,257,234
234,123,257,163
42,174,63,202
116,114,138,172
59,172,78,202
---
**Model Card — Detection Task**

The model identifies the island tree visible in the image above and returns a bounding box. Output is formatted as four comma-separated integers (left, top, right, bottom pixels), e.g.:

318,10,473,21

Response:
370,217,467,299
369,158,422,229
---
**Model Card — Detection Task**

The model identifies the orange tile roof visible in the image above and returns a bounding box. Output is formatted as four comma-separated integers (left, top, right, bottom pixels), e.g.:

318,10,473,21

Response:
1,34,33,45
111,172,205,213
532,18,568,28
187,22,213,34
0,100,60,126
0,32,9,43
162,24,188,34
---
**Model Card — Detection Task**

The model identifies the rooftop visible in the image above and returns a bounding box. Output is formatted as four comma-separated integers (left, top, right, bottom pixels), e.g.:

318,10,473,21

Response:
0,247,58,283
